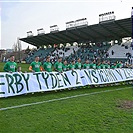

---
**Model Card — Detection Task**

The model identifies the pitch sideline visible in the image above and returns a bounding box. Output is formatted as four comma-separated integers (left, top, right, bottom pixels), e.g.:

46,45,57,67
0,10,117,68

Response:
0,86,132,111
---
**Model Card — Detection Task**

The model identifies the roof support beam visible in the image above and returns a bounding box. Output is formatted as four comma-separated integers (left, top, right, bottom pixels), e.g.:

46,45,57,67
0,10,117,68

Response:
64,31,78,40
78,29,95,41
36,36,51,44
66,30,79,40
99,24,120,39
48,34,65,43
114,21,131,36
69,30,88,40
89,26,106,39
26,37,49,46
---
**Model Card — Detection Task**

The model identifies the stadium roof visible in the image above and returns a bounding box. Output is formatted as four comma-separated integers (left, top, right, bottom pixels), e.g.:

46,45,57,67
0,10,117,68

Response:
20,17,131,47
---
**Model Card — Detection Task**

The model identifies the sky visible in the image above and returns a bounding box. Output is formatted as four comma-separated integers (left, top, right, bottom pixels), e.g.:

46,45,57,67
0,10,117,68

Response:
0,0,132,50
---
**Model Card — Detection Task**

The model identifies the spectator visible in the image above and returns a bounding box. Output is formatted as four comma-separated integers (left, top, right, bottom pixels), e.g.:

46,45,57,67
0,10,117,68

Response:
111,50,114,55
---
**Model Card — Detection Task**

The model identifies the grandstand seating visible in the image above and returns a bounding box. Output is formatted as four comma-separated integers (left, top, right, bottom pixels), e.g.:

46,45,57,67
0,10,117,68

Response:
66,43,111,63
107,42,132,58
25,44,111,63
26,46,79,63
26,48,54,63
25,42,132,64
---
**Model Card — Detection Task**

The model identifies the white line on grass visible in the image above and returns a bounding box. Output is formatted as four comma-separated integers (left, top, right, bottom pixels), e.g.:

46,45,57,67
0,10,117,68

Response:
0,86,132,111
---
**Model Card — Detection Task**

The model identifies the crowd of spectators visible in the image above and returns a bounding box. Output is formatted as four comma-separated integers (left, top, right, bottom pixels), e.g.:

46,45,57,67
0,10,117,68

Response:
24,43,133,68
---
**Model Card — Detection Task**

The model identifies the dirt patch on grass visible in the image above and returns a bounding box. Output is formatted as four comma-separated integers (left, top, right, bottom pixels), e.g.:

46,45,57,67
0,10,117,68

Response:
117,100,133,110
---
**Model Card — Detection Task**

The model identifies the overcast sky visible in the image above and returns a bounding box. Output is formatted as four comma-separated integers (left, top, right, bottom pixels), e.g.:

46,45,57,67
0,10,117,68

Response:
0,0,132,49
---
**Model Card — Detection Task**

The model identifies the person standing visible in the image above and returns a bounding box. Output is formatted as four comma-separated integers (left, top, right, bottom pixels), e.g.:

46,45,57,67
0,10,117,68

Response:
105,61,111,69
62,60,69,71
100,60,106,69
96,61,101,69
69,60,75,70
54,57,63,72
83,60,91,69
43,56,52,72
111,62,117,69
116,61,123,68
29,56,43,72
68,60,76,90
90,60,97,69
3,55,17,72
75,58,82,69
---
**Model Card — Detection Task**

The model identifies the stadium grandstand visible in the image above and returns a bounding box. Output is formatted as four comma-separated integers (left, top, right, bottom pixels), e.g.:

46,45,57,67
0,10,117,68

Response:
20,17,132,66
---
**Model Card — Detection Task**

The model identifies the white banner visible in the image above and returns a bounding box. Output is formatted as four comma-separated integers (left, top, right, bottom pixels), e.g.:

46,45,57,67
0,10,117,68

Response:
0,68,133,98
80,68,133,85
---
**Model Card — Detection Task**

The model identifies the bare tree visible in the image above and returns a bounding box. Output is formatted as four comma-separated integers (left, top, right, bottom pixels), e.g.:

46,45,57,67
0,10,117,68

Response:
17,37,22,62
12,42,18,52
17,37,22,52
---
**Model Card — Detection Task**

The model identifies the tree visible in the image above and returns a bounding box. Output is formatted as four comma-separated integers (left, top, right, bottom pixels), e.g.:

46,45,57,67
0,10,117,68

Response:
17,37,22,62
12,42,18,52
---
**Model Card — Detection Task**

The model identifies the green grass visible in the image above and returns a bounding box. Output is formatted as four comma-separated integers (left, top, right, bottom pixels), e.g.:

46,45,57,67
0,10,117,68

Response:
0,62,132,132
0,85,132,133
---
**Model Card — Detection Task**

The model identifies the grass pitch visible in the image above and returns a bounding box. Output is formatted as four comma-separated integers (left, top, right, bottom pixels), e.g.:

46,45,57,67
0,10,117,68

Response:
0,84,132,133
0,62,132,132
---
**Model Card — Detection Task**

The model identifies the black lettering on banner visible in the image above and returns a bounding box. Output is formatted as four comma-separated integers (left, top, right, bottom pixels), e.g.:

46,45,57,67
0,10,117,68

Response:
55,73,64,88
103,69,117,82
115,69,123,79
104,69,116,82
5,74,15,94
126,69,133,78
0,75,5,94
97,70,106,82
91,70,98,83
102,70,110,82
42,72,49,89
71,70,81,84
13,73,24,93
21,73,30,91
33,73,42,90
84,70,92,83
123,69,132,79
61,73,71,86
108,69,117,81
50,73,57,89
128,69,133,76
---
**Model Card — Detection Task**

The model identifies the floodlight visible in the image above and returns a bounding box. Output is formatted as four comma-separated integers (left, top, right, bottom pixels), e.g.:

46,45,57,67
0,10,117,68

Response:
50,25,59,33
27,31,33,37
37,28,45,35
